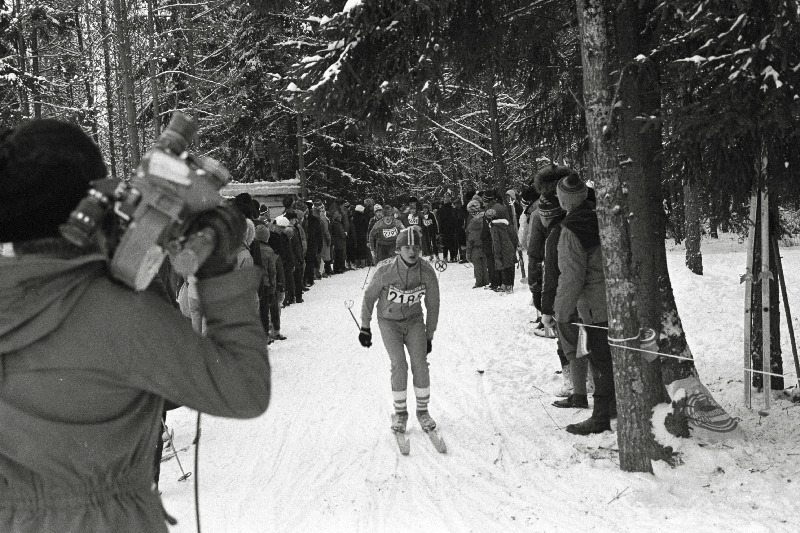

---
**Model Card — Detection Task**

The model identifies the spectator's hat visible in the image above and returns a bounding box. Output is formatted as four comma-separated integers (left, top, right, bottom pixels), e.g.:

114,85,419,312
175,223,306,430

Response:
538,191,564,219
556,174,588,212
396,226,422,250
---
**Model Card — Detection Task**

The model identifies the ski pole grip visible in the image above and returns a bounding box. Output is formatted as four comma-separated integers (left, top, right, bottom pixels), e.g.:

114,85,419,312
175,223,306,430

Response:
172,227,217,277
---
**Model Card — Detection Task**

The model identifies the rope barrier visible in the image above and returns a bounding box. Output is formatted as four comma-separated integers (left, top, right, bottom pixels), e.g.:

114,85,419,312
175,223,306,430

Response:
571,323,798,378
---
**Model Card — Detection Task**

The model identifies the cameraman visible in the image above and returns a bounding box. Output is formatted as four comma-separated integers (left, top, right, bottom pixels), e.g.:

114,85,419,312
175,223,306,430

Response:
0,119,271,532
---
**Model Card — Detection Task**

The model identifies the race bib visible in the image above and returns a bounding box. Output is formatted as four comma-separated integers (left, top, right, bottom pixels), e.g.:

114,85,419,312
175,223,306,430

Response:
382,228,398,238
408,215,420,225
387,284,426,305
423,218,433,226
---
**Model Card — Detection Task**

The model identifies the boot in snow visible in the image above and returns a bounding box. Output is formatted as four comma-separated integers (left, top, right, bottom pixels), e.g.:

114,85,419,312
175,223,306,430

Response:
565,416,611,435
391,412,409,433
552,393,588,409
416,410,437,431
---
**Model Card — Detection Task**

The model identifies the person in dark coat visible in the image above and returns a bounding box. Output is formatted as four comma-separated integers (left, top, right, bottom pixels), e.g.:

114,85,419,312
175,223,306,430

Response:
304,205,323,286
419,202,439,260
437,192,458,261
270,217,295,306
331,209,347,273
353,204,370,267
285,210,305,303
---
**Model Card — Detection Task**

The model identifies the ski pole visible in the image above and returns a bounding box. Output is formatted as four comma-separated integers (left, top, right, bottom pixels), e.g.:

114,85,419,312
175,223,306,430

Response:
361,265,372,289
162,420,192,482
344,300,361,329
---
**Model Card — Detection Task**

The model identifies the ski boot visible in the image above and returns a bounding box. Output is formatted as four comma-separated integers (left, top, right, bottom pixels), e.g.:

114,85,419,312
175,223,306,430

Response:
391,411,409,433
416,410,437,431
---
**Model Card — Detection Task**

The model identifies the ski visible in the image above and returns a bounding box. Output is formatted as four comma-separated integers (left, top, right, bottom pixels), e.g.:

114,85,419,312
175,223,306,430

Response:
393,430,410,455
424,428,447,453
160,445,190,462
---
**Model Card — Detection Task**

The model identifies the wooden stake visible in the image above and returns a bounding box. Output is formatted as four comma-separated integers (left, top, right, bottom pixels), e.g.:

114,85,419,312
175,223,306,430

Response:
772,235,800,389
760,187,771,409
743,190,758,408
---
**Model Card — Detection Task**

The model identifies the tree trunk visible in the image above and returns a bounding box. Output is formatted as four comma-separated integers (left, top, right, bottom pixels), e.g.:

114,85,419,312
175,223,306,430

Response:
30,22,40,118
147,0,161,139
14,0,30,118
612,0,672,460
74,8,99,143
487,72,507,195
576,0,652,473
684,179,703,274
297,113,307,194
99,0,118,179
112,0,140,166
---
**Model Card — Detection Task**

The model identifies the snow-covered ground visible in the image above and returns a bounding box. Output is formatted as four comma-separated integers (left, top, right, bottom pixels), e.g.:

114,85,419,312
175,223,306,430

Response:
161,235,800,532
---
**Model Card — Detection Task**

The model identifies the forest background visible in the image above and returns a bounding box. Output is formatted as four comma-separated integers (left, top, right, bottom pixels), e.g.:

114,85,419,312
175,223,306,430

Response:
2,0,800,472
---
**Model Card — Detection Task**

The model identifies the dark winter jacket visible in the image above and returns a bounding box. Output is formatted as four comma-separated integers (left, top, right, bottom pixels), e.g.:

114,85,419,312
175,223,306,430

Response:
489,218,519,270
255,237,278,295
465,213,485,261
554,201,607,324
540,213,566,316
353,210,371,259
288,226,304,267
269,230,294,273
331,214,347,249
404,211,422,229
305,213,324,260
437,202,457,238
0,245,270,533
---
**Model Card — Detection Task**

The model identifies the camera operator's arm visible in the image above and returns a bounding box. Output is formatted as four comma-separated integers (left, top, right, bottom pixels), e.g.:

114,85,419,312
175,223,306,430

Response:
123,206,270,418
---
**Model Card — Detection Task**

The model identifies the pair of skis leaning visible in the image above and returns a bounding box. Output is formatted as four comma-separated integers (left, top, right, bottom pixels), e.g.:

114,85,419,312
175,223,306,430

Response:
392,414,447,455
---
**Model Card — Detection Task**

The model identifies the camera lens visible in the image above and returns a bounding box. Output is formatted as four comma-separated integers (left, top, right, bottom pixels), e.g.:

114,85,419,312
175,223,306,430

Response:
59,190,111,247
157,112,197,155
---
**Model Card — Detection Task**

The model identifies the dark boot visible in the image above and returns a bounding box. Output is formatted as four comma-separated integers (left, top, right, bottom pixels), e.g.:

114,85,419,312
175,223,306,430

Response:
552,394,588,409
565,395,612,435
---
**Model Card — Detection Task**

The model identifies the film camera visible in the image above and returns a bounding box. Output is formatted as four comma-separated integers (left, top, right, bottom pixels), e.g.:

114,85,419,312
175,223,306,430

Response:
60,112,232,290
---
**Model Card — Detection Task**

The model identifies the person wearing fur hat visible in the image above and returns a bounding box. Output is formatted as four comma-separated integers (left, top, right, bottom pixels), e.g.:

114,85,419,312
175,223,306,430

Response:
465,199,489,288
0,119,270,532
547,174,615,435
527,164,578,325
368,203,405,263
359,226,441,435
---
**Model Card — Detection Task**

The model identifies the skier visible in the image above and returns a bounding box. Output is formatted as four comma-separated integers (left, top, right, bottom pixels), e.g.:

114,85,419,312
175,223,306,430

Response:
359,226,441,435
368,203,406,263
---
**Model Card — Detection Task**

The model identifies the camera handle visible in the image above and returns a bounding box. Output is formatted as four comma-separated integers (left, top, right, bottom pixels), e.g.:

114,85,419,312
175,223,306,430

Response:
171,228,217,278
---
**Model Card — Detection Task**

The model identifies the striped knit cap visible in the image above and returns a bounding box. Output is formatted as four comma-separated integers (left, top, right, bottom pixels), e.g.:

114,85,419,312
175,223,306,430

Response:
537,191,563,219
556,174,588,212
396,225,422,249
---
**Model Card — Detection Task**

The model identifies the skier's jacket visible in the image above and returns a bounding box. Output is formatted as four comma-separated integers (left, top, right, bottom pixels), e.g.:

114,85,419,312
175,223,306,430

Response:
0,242,270,533
368,217,405,250
554,200,607,324
361,255,440,337
540,212,566,316
403,211,422,228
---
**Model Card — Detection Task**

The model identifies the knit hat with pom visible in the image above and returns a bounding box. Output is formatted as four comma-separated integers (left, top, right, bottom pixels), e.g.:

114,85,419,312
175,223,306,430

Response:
556,174,588,212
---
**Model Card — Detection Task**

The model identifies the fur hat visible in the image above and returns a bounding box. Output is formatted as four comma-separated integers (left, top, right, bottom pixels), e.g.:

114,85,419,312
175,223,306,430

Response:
533,164,575,194
355,204,365,213
0,119,107,242
537,191,564,219
467,199,482,213
556,174,588,212
395,226,422,250
275,216,291,228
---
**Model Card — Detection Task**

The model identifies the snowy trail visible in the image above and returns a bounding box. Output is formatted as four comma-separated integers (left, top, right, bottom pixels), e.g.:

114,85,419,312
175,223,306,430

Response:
162,240,800,532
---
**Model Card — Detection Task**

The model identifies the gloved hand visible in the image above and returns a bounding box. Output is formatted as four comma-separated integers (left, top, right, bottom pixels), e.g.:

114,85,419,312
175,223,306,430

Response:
427,338,433,354
542,314,556,329
359,327,372,347
190,204,247,279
